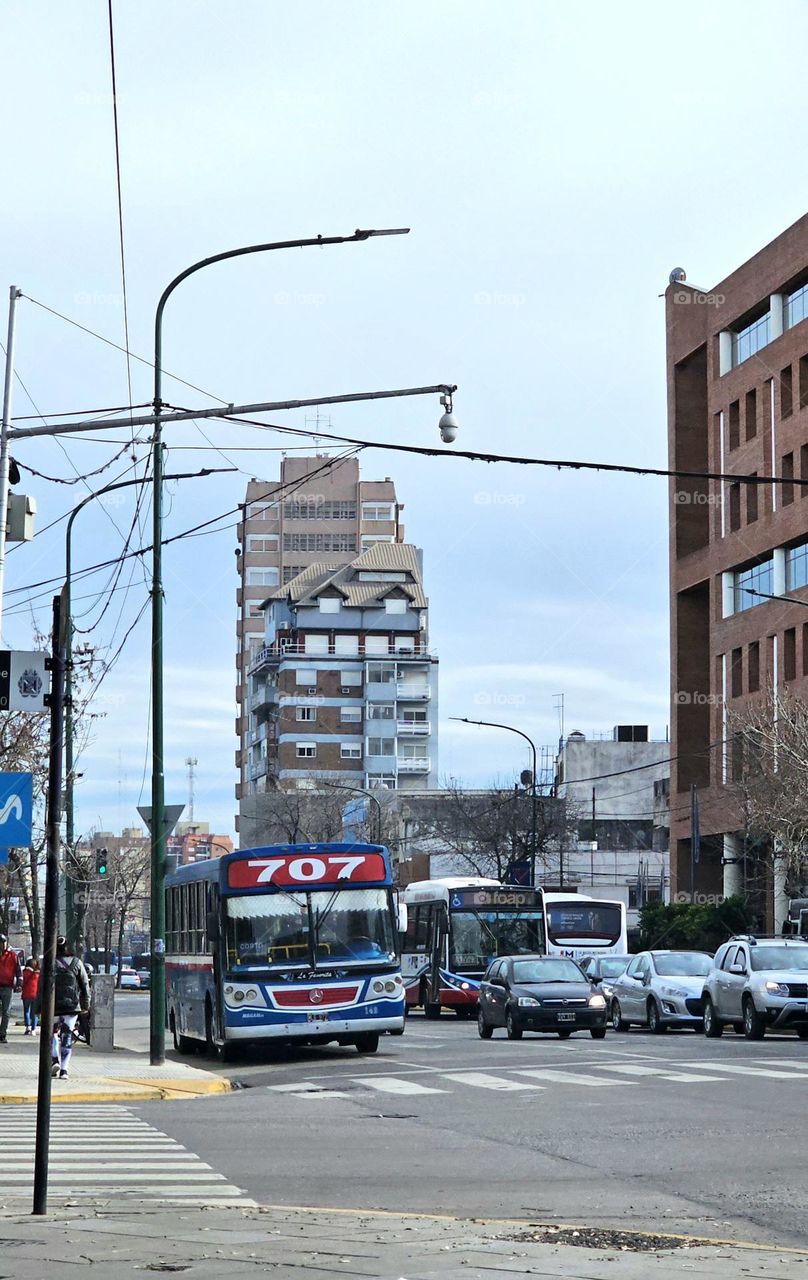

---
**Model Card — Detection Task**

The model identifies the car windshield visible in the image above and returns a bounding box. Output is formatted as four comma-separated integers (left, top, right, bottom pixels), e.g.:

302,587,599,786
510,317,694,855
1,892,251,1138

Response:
653,953,712,977
599,957,630,978
512,958,584,984
750,946,808,972
225,887,396,970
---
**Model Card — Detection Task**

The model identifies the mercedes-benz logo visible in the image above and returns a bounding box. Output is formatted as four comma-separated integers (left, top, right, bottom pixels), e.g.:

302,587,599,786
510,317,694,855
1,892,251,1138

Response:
309,988,324,1004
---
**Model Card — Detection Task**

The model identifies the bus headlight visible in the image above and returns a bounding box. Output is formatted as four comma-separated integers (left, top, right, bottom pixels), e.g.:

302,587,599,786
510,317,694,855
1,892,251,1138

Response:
384,981,397,994
246,989,257,1001
373,980,385,993
233,990,245,1002
589,994,607,1009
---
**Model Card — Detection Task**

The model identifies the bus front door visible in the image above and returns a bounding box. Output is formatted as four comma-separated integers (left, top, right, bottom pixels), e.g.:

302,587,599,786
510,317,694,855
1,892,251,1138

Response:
425,905,448,1018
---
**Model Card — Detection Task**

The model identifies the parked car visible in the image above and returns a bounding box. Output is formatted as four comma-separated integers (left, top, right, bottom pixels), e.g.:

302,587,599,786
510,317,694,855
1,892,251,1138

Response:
702,935,808,1040
478,954,608,1040
580,954,631,1000
610,950,712,1033
118,967,141,990
136,968,151,990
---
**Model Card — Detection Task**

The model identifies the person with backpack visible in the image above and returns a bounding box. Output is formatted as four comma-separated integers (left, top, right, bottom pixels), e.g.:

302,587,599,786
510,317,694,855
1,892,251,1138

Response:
51,937,90,1080
21,957,40,1034
0,934,22,1043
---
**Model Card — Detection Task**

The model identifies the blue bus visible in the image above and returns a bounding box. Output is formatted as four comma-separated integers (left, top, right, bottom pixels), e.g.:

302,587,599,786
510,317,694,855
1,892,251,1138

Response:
165,842,405,1058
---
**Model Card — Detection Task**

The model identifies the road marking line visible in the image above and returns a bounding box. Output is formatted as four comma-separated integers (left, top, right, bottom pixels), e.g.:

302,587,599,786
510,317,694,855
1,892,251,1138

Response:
443,1071,544,1091
680,1062,808,1079
351,1076,447,1095
590,1064,725,1082
267,1083,349,1098
513,1069,625,1086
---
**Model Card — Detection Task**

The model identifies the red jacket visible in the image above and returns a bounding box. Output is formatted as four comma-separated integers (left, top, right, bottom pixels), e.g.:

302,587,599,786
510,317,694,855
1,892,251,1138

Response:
0,949,21,989
21,967,39,1000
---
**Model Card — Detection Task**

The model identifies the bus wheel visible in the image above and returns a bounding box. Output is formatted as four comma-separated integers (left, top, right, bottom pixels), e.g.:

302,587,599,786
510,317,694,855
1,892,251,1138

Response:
170,1011,196,1056
355,1033,380,1055
204,1000,218,1058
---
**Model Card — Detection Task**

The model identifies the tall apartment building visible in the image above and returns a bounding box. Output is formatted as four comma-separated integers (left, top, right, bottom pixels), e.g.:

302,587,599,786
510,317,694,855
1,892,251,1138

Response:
240,542,438,812
666,213,808,926
235,456,404,805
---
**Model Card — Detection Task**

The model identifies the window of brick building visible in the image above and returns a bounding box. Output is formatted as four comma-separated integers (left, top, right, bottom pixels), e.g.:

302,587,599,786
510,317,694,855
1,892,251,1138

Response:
728,400,740,451
729,483,741,531
781,365,793,419
800,355,808,411
802,444,808,499
748,641,760,693
745,387,757,440
784,627,797,682
746,475,758,524
730,647,743,698
782,452,795,506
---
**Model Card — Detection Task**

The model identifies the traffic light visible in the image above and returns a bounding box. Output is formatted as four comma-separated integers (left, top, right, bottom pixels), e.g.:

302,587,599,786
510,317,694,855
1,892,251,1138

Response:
95,848,109,877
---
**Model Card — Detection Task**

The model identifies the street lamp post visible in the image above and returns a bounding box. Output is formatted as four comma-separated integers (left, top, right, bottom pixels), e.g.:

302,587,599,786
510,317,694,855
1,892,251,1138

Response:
451,717,539,887
149,229,411,1064
320,779,383,844
62,468,231,947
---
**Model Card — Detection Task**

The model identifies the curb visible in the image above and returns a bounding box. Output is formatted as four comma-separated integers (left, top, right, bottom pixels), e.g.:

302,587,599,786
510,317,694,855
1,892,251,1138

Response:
0,1077,232,1105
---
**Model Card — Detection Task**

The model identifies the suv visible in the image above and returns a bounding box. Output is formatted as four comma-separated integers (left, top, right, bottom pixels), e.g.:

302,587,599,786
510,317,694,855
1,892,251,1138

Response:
702,936,808,1040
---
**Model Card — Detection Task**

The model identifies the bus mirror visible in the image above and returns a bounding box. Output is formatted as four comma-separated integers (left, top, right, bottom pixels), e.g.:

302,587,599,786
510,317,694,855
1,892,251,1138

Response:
397,901,408,935
206,911,220,943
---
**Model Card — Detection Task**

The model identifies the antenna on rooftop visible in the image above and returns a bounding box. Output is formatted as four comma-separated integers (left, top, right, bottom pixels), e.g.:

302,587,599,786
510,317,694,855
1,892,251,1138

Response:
185,757,198,824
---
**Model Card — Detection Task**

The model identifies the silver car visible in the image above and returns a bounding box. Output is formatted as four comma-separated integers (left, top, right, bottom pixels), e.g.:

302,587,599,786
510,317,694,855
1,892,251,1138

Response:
702,935,808,1040
610,950,713,1033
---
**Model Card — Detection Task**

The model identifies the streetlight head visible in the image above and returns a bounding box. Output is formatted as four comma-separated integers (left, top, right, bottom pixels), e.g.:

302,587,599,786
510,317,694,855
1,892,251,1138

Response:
354,227,411,239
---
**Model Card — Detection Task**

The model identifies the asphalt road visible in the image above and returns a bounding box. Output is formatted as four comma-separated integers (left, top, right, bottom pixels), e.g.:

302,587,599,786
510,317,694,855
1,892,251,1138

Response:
113,994,808,1245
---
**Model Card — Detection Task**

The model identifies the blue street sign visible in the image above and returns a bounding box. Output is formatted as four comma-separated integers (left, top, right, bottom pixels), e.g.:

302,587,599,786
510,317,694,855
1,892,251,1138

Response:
0,771,33,862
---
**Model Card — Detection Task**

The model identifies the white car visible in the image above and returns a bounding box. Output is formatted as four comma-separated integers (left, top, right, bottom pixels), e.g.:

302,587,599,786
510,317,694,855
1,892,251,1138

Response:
118,967,141,990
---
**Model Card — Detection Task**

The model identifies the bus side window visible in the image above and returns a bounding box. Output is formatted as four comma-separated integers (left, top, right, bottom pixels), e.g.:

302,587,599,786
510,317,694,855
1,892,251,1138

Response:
414,907,430,952
403,906,418,951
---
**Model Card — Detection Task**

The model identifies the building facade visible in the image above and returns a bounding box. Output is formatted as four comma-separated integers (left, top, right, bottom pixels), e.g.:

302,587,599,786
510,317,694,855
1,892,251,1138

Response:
235,456,404,806
666,213,808,926
240,541,438,812
554,726,671,936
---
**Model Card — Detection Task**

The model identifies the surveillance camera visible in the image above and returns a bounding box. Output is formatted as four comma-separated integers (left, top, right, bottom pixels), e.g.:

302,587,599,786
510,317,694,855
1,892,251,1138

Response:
439,412,458,444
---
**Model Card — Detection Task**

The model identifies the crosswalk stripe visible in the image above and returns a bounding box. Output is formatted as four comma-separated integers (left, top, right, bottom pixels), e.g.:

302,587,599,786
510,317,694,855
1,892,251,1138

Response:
267,1082,349,1098
352,1076,446,1095
591,1064,725,1083
443,1071,544,1091
680,1062,808,1079
512,1068,625,1087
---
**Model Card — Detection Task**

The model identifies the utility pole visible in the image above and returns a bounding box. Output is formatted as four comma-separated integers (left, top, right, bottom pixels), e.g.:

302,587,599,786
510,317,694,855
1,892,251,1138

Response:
591,787,596,887
0,286,21,638
185,757,198,824
33,592,66,1216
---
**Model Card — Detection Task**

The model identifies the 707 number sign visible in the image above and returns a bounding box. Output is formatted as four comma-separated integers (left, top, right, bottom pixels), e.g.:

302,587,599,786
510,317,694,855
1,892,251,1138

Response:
226,851,387,890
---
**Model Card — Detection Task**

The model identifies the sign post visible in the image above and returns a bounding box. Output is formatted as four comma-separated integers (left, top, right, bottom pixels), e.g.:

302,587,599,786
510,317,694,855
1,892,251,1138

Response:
137,803,184,1066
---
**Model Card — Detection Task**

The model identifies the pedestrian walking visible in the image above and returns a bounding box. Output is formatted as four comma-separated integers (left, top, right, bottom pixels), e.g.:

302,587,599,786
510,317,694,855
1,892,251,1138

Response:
51,937,90,1080
21,957,40,1034
0,934,22,1043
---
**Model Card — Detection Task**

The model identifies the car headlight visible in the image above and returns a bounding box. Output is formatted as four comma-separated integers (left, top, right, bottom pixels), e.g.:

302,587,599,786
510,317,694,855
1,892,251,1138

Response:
661,986,688,999
588,994,607,1009
765,980,789,996
517,996,539,1007
601,983,614,997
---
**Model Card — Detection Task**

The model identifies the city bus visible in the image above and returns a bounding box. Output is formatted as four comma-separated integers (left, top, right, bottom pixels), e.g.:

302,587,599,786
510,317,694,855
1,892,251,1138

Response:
541,891,628,960
165,842,405,1058
400,878,545,1016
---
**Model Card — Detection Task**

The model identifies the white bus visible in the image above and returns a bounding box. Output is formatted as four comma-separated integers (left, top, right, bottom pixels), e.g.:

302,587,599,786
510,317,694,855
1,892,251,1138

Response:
541,891,628,960
400,878,545,1017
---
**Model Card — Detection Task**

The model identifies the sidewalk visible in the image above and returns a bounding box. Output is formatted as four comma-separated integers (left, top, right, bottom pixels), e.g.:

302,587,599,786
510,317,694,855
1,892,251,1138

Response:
1,1202,806,1279
0,1017,229,1102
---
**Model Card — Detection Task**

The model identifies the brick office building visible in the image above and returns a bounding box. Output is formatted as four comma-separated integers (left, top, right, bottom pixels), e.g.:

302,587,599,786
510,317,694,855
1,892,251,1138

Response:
667,212,808,926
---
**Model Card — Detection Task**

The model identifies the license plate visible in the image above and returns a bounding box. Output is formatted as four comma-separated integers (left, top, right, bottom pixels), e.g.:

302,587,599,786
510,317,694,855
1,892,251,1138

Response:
306,1012,328,1023
558,1012,576,1022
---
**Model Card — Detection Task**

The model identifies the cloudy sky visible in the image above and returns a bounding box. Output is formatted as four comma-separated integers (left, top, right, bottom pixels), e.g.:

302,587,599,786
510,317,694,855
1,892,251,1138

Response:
3,1,808,839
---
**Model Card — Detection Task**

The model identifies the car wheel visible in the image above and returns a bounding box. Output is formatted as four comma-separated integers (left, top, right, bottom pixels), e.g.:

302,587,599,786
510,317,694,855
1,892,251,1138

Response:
703,997,723,1038
355,1033,380,1055
589,1027,607,1040
648,999,667,1034
743,997,766,1040
611,1000,629,1031
506,1009,523,1040
478,1010,494,1039
557,1029,573,1039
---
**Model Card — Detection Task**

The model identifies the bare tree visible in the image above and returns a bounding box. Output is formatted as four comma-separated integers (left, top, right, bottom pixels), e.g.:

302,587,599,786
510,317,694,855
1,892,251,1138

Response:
731,690,808,890
241,780,354,847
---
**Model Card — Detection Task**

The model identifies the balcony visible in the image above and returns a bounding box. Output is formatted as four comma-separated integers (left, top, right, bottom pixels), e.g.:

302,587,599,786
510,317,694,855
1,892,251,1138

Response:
397,756,431,773
249,758,268,781
397,683,430,700
397,721,430,735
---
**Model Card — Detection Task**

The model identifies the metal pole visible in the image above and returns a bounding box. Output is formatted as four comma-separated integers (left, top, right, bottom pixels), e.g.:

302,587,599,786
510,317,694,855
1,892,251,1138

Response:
591,788,596,887
0,286,21,637
33,592,66,1216
150,231,408,1066
449,717,538,886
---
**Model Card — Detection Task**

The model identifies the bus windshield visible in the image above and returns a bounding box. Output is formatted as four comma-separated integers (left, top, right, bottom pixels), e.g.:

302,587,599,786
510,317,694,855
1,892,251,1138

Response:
450,909,543,969
546,901,623,946
225,887,396,971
